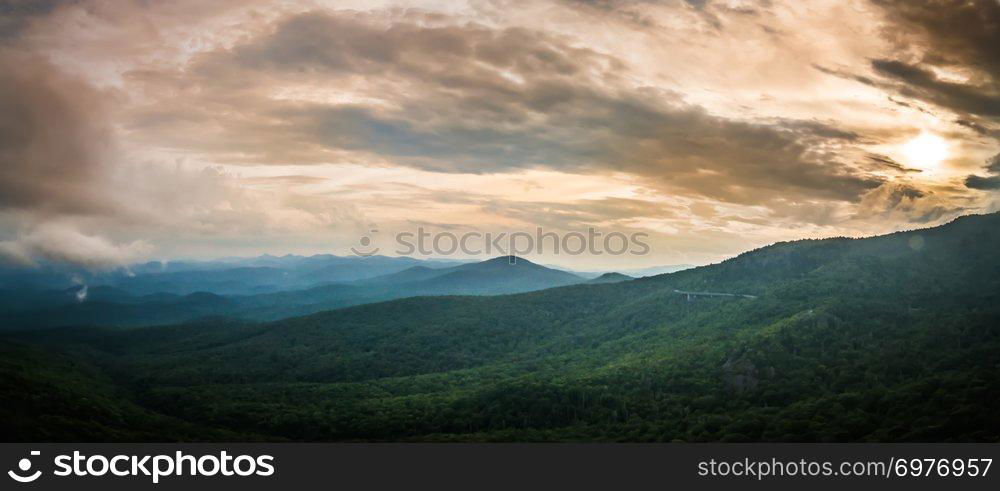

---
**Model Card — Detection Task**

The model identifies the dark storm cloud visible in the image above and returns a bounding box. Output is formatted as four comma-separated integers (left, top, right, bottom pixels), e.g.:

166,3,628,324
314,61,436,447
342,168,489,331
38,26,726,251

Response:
988,153,1000,174
965,175,1000,190
131,10,882,207
0,49,115,215
871,0,1000,75
0,0,79,38
869,0,1000,125
683,0,710,8
776,119,860,141
965,153,1000,190
954,118,995,136
871,60,1000,117
866,153,923,174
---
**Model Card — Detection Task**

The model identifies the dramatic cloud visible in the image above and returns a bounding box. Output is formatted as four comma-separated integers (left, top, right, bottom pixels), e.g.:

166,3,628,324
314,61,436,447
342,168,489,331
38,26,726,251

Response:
965,153,1000,190
0,0,997,268
128,11,883,207
0,223,151,268
871,59,1000,119
0,0,78,38
0,49,115,215
872,0,999,76
869,0,1000,130
865,153,923,174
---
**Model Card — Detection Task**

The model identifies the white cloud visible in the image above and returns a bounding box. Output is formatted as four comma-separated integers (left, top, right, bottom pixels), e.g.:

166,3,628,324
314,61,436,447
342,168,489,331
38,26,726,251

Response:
0,223,152,269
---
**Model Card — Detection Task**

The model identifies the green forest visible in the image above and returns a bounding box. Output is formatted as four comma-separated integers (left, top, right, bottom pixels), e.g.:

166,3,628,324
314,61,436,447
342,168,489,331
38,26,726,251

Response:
2,213,999,442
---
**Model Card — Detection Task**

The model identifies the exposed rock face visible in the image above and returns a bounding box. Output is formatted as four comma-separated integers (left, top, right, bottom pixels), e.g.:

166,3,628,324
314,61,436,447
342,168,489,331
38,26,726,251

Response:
723,353,759,393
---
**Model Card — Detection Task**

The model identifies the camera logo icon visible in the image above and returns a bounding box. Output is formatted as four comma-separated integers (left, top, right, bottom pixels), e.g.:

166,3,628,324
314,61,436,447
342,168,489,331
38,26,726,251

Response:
350,228,380,257
8,451,41,483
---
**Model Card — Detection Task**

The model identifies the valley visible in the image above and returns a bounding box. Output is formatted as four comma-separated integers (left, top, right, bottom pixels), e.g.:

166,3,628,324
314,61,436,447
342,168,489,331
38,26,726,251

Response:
1,214,999,442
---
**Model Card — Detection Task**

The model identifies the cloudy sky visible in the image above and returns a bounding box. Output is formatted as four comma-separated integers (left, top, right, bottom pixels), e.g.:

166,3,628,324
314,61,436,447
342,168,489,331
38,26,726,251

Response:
1,0,998,270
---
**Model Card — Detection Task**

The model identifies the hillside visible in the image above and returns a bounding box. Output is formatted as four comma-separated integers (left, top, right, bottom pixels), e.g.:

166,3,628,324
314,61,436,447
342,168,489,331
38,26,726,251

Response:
2,213,999,442
587,272,633,284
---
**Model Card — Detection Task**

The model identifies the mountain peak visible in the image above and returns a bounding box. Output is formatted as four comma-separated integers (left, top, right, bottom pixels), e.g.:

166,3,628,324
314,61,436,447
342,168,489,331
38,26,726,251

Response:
481,255,533,266
598,272,631,279
588,272,633,284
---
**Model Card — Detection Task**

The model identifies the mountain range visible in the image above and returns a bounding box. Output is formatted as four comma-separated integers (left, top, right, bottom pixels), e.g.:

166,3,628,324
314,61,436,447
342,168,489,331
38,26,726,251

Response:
0,254,467,295
1,213,998,442
0,256,594,328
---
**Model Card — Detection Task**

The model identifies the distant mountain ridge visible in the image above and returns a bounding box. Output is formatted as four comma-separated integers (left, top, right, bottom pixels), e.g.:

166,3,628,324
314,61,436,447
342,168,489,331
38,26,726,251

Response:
0,255,584,328
0,254,468,295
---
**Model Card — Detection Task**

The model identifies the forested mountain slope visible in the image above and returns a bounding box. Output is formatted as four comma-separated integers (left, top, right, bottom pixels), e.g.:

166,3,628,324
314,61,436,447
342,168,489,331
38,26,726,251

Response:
2,213,999,441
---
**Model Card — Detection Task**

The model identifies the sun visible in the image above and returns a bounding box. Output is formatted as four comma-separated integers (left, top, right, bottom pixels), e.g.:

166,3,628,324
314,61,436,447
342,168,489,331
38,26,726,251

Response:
900,132,949,171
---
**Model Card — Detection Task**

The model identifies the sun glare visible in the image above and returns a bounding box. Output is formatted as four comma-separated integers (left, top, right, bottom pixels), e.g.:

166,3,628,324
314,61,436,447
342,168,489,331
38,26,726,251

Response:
900,132,949,171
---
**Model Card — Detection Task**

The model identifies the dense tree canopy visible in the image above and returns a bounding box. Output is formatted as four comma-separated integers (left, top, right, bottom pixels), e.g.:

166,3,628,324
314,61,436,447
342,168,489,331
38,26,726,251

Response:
2,213,999,441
